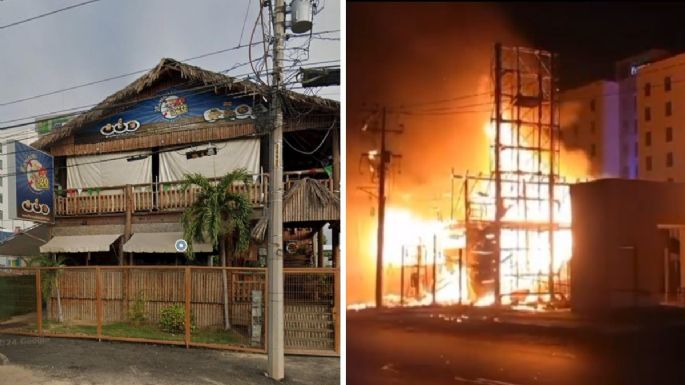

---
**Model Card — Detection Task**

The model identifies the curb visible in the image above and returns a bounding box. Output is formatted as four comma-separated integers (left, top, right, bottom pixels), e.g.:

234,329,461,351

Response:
0,352,9,365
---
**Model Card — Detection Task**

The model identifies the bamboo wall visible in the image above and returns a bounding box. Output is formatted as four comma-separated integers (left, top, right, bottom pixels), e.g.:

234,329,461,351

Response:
47,268,263,328
24,267,339,354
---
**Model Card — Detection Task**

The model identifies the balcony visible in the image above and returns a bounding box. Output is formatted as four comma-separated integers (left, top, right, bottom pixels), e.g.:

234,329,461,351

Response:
55,175,269,217
54,176,339,222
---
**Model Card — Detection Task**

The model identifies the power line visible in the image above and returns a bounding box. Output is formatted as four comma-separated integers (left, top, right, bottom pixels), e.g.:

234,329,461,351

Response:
0,29,340,108
238,0,253,45
0,58,339,138
0,43,259,108
0,0,103,30
0,130,262,181
0,83,339,159
283,118,336,155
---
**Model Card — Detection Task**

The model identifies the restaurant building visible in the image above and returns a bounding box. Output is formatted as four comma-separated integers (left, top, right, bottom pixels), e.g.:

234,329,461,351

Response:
10,58,339,267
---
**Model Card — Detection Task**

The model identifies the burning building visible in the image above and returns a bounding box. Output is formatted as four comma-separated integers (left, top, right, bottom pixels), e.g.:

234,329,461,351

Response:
367,44,575,310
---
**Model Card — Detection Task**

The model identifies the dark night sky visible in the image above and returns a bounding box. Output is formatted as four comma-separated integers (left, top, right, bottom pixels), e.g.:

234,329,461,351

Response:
346,2,685,303
501,2,685,88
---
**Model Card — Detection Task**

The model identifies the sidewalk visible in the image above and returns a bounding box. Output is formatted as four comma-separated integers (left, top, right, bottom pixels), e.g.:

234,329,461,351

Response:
0,334,339,385
350,304,685,336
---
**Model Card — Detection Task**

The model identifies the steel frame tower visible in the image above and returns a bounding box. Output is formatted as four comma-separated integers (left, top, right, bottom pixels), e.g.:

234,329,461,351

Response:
463,44,571,306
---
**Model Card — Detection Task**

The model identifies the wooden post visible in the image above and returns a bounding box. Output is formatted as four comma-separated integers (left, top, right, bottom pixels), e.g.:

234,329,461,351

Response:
432,234,437,305
665,247,670,303
184,267,191,349
96,267,102,341
263,270,269,353
400,246,405,306
124,184,133,266
123,268,130,320
332,123,340,193
36,269,42,336
332,223,339,268
317,227,325,267
334,268,340,354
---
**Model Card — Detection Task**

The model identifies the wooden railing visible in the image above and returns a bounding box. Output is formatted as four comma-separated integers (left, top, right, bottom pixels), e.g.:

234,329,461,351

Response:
284,178,334,192
54,176,337,217
55,174,270,216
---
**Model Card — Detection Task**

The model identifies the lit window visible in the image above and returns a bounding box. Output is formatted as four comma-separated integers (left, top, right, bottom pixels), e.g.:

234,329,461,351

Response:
646,156,652,171
645,107,651,122
665,76,672,92
645,131,652,146
667,152,674,167
666,101,672,117
645,82,651,96
667,127,673,142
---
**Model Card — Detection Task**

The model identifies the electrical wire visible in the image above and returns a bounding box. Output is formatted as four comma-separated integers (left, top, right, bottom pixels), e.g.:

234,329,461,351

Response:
0,42,259,108
0,29,340,108
0,0,102,30
0,58,339,139
238,0,253,45
283,118,337,155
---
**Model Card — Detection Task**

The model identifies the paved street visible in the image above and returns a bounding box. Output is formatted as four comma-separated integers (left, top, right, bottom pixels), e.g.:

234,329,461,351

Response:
347,307,685,385
0,334,339,385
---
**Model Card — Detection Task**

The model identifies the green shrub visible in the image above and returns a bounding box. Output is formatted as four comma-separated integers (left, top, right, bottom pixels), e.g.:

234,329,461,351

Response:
159,304,195,334
128,291,147,325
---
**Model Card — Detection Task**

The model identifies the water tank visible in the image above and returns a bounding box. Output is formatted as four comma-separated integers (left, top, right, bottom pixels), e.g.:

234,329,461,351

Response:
290,0,313,34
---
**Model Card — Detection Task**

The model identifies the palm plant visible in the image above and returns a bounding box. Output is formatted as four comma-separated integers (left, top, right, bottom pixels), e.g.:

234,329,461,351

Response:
180,169,252,330
29,255,66,323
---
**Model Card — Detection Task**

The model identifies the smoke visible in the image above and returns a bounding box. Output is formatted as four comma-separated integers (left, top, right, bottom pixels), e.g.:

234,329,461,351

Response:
559,100,592,180
347,3,529,305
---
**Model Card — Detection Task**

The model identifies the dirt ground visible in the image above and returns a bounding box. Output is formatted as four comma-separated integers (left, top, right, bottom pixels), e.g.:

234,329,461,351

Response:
0,334,339,385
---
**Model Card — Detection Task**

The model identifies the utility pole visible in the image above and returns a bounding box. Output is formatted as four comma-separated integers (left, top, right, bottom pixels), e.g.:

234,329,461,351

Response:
360,107,401,309
267,0,285,379
375,107,387,309
493,42,503,307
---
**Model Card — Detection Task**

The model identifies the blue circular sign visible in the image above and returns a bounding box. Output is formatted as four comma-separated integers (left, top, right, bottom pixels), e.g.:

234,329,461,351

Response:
175,239,188,252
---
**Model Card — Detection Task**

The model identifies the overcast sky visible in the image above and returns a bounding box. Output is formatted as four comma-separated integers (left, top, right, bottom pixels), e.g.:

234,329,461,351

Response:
0,0,340,138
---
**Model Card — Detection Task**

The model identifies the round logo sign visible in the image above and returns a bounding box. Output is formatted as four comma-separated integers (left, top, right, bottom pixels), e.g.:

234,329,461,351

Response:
175,239,188,253
23,156,50,193
158,95,188,120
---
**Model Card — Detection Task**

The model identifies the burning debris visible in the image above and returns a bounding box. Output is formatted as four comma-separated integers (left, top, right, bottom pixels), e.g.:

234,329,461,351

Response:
352,44,575,312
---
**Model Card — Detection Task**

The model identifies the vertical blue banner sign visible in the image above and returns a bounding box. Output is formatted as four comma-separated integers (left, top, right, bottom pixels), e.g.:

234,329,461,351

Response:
7,141,55,223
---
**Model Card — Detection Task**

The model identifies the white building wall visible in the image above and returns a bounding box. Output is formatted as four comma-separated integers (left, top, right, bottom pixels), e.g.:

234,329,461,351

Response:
636,52,685,182
560,80,621,178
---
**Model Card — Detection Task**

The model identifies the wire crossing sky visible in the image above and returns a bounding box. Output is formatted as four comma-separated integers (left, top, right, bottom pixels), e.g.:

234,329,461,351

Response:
0,0,340,134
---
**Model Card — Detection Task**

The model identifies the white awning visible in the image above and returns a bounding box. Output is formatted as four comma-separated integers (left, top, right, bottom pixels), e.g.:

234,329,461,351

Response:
40,234,121,253
123,232,213,253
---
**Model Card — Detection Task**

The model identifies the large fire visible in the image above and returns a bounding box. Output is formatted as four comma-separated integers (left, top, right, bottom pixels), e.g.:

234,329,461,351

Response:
349,118,575,311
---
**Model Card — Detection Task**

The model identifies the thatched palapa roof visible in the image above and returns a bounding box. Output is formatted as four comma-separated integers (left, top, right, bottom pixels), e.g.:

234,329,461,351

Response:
32,58,339,150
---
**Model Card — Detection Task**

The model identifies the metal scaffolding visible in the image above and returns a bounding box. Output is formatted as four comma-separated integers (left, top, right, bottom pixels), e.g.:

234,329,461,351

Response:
463,44,571,306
